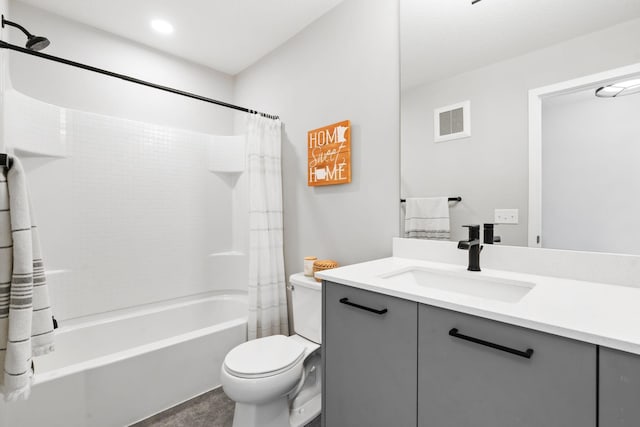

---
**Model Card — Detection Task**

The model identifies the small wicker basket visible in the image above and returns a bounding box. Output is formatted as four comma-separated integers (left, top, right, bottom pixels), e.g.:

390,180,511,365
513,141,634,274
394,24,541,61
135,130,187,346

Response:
313,260,339,282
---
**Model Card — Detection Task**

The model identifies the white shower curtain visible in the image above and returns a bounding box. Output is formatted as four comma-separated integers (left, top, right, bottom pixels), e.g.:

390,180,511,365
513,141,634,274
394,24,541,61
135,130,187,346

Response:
247,114,289,340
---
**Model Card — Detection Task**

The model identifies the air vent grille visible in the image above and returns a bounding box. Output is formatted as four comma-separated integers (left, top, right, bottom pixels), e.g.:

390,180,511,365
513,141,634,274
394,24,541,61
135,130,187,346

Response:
439,107,464,136
434,101,471,142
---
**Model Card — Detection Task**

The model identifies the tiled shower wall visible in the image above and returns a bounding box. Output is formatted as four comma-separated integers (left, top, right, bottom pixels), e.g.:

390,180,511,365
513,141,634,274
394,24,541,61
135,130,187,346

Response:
6,90,246,321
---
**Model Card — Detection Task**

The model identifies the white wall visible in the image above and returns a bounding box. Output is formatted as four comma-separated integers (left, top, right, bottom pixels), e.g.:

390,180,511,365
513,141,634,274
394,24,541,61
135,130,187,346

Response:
7,1,234,134
234,0,400,277
2,2,243,321
0,8,8,427
0,0,9,153
542,89,640,255
7,94,239,321
401,18,640,246
2,0,400,320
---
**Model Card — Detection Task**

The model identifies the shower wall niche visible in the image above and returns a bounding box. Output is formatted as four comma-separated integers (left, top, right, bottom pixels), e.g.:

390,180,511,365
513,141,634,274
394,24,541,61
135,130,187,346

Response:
4,90,248,321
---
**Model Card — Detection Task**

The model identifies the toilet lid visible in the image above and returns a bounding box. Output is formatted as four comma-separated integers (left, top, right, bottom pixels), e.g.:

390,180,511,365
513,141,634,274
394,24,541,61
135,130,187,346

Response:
224,335,306,379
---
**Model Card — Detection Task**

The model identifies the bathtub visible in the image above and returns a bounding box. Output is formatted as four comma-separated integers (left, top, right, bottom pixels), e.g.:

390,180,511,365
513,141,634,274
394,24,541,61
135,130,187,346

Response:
0,292,247,427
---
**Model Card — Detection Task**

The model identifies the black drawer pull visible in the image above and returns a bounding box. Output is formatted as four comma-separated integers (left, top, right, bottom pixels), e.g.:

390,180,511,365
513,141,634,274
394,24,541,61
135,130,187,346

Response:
449,328,534,359
339,298,388,315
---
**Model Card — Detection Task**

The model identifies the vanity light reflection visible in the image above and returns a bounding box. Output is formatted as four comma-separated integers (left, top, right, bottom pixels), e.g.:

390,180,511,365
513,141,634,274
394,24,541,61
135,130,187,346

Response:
595,78,640,97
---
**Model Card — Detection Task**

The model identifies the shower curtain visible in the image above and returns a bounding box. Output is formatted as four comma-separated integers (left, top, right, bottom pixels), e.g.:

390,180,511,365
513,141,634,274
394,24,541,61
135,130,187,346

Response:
247,114,289,340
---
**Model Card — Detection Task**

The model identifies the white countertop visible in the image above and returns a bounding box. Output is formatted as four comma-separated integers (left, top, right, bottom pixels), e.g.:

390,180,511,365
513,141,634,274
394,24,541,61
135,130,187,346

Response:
316,256,640,355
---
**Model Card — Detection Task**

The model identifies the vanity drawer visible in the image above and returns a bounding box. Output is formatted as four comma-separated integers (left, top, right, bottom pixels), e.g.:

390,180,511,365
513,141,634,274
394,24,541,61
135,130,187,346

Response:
418,304,596,427
323,281,417,427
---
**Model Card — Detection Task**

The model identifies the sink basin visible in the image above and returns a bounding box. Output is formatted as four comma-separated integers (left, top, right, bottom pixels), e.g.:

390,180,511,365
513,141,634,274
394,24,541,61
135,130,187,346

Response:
380,267,535,303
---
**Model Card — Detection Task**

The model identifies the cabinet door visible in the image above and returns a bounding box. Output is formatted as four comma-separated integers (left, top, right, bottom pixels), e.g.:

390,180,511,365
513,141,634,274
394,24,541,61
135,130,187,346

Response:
323,282,417,427
418,304,596,427
599,347,640,426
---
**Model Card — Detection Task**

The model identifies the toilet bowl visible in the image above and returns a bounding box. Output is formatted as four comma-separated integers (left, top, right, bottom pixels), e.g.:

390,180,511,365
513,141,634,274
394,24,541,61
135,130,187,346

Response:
221,274,322,427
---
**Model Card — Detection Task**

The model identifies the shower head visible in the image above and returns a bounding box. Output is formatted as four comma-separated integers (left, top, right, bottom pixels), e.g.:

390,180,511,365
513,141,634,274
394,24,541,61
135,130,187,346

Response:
2,15,50,51
25,35,50,51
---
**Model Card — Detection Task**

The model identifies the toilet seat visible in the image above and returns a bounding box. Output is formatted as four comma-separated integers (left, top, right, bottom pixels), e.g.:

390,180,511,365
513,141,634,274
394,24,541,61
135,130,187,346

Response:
224,335,306,379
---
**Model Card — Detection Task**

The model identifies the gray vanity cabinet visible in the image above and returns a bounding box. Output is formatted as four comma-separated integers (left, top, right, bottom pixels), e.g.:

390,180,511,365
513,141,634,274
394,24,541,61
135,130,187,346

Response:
417,304,596,427
322,281,418,427
599,347,640,426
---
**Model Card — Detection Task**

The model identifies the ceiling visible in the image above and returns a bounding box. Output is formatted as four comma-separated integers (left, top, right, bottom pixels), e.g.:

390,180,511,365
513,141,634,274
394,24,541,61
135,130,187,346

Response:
15,1,640,85
402,0,640,90
14,0,345,75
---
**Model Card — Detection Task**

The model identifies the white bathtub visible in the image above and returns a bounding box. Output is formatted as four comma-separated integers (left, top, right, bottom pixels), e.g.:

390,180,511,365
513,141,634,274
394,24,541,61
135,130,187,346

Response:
0,292,247,427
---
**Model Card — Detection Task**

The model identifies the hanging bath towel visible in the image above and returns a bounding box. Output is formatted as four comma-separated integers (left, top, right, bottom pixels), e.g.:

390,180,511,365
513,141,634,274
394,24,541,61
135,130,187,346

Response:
0,156,55,402
404,197,451,240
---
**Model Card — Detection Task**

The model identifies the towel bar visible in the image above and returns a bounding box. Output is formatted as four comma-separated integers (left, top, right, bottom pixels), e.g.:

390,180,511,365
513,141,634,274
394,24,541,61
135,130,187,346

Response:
400,196,461,203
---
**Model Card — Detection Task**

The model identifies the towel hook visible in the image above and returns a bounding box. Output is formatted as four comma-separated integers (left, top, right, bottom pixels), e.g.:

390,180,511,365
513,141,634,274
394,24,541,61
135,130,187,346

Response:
0,153,13,169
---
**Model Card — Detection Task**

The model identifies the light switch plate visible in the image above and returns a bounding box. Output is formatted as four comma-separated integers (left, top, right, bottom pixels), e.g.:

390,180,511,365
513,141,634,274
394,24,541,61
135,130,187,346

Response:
495,209,519,224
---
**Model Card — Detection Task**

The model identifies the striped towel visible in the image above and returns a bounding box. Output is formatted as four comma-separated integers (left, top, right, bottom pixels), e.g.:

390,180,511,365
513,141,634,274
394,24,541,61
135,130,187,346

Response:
404,197,451,240
0,156,55,402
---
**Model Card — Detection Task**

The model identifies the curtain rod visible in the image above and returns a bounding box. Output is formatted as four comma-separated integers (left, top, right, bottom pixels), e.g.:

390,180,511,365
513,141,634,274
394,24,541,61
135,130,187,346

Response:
0,40,280,120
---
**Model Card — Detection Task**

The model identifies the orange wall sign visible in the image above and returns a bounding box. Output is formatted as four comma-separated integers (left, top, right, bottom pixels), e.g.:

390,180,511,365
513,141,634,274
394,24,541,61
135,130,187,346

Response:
307,120,351,186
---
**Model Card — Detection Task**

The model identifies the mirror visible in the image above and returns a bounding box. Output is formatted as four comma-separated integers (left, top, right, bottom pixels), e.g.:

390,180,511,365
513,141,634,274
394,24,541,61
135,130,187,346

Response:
400,0,640,254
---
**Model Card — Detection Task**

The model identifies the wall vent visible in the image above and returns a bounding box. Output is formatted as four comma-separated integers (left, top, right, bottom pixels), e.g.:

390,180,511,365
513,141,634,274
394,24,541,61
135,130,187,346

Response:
434,100,471,142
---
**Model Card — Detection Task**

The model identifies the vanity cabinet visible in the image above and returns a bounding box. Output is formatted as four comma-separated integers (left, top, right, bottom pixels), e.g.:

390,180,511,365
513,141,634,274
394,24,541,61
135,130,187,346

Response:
322,281,604,427
323,281,418,427
418,304,597,427
599,347,640,426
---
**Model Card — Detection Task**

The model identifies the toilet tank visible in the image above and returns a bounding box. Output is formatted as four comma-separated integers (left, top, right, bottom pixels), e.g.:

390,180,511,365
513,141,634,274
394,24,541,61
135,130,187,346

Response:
289,273,322,344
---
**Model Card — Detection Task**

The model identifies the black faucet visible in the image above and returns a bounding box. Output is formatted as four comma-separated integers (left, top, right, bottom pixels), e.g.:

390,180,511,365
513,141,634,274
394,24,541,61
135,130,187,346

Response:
483,223,501,244
458,225,482,271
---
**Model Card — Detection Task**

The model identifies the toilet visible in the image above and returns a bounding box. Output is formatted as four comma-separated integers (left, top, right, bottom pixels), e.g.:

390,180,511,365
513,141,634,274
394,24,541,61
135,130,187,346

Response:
221,273,322,427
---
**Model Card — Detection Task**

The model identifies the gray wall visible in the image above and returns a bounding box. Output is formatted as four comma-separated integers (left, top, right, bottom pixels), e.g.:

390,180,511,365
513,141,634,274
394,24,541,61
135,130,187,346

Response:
542,89,640,255
234,0,400,277
401,18,640,246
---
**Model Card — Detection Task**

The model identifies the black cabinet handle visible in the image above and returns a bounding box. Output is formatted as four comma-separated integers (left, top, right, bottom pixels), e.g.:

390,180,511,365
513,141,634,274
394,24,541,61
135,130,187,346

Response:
339,297,388,315
449,328,534,359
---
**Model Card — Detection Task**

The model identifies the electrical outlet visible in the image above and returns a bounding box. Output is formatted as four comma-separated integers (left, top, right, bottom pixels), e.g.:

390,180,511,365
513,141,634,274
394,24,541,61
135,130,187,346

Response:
494,209,518,224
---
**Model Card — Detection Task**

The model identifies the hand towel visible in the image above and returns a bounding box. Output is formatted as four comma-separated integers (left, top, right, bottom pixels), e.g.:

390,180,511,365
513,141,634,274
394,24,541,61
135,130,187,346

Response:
0,156,55,402
404,197,450,240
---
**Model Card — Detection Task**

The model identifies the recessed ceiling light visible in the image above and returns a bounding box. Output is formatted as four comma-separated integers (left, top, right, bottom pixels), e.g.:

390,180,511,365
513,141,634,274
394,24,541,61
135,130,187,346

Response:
150,19,174,35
